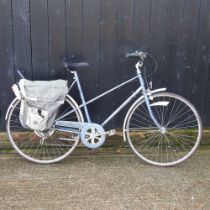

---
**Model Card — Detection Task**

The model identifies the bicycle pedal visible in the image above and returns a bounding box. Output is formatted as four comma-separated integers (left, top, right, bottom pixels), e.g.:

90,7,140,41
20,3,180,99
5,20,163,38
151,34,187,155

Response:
107,129,116,136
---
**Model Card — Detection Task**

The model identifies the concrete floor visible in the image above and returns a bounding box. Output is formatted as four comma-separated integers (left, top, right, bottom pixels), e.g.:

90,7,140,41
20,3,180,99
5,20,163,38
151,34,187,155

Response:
0,147,210,210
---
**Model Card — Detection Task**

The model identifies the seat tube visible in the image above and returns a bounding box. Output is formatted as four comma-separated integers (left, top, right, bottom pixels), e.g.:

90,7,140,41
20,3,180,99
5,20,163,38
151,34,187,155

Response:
73,71,91,122
138,72,161,129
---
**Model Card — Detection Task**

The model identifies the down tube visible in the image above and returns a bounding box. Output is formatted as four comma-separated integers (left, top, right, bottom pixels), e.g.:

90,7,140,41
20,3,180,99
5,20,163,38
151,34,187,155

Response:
101,87,143,127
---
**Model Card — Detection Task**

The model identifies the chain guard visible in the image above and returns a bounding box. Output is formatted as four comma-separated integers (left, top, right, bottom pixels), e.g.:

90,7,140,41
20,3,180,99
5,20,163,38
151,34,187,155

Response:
80,124,106,149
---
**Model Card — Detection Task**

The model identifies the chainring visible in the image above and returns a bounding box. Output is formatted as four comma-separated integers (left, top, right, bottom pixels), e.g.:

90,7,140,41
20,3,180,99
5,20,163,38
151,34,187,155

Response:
80,124,106,149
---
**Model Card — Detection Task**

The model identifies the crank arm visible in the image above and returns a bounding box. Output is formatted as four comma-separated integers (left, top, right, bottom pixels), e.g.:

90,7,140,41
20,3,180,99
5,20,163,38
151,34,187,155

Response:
101,129,116,136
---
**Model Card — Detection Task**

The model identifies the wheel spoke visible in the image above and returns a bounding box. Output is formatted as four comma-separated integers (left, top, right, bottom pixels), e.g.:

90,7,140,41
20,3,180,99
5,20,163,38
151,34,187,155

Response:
7,98,83,164
126,93,201,166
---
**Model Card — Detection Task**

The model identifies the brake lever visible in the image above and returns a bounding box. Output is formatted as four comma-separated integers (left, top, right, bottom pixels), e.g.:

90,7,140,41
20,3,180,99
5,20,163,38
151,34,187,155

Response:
137,51,147,60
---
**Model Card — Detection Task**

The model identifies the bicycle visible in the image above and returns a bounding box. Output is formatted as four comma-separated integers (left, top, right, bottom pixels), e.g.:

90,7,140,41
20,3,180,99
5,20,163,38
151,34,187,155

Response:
5,51,202,166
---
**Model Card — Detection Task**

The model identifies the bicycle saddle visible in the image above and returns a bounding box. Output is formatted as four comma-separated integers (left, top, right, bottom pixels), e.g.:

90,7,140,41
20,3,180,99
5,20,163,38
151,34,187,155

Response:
62,59,89,70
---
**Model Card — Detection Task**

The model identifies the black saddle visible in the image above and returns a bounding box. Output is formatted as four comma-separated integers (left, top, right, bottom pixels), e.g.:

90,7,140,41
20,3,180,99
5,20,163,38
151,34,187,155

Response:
62,57,89,70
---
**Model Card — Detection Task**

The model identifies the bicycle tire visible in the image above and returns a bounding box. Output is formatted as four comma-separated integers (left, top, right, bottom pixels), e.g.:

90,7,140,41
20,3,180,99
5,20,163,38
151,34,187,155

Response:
124,92,202,166
6,95,84,164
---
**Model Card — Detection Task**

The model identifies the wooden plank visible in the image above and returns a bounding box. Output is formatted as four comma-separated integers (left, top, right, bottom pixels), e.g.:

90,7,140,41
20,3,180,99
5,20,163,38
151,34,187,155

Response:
194,0,210,123
132,0,151,88
12,0,32,80
162,0,185,93
116,0,134,78
98,0,117,127
117,0,134,45
82,0,100,122
150,0,168,88
123,0,151,81
115,0,135,126
0,0,15,129
98,0,117,89
65,0,83,104
48,0,65,79
126,0,151,87
30,0,49,80
133,0,151,51
176,0,200,99
66,0,83,55
82,0,100,97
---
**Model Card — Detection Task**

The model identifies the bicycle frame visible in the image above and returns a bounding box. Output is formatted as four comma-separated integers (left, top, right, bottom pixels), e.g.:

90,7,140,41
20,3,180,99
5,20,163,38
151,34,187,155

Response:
5,52,202,165
56,61,162,129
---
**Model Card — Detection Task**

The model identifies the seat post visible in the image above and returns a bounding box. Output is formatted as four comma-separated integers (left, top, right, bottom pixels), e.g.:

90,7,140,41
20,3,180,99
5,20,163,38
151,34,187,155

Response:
72,71,91,123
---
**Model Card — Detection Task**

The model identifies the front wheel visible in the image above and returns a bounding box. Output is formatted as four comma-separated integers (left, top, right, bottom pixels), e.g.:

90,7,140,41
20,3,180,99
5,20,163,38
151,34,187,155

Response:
124,92,202,166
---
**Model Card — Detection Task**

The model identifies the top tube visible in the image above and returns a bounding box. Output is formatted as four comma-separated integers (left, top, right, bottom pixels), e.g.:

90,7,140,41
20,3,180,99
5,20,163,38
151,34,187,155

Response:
56,74,140,122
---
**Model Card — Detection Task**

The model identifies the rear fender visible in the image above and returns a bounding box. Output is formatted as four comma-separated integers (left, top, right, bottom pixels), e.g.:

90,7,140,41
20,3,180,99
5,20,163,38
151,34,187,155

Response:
5,97,20,121
57,94,84,122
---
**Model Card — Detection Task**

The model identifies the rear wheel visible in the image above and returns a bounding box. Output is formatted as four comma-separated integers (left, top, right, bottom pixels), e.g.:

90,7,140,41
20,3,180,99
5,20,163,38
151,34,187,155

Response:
124,92,202,166
6,95,84,164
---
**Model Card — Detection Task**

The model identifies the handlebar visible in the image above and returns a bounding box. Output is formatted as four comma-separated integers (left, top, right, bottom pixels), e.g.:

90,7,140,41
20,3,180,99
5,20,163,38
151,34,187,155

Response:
125,51,147,60
126,51,158,76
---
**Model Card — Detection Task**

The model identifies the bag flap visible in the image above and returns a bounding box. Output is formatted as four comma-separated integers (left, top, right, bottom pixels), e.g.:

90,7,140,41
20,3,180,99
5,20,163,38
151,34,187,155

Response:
19,79,68,102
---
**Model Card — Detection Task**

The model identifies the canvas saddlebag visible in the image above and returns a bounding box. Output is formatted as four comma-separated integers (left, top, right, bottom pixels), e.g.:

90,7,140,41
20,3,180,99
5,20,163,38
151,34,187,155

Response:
17,79,69,131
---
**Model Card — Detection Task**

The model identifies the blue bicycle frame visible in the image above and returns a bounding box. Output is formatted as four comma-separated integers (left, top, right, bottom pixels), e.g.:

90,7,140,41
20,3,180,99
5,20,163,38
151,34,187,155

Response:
56,61,162,129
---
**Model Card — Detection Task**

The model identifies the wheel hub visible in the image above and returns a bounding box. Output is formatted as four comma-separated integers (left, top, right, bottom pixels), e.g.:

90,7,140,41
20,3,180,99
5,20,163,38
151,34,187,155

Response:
34,128,55,144
160,127,166,134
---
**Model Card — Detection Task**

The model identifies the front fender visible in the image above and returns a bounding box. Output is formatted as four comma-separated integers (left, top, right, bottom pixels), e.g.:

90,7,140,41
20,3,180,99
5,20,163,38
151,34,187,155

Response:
147,88,166,97
123,88,167,142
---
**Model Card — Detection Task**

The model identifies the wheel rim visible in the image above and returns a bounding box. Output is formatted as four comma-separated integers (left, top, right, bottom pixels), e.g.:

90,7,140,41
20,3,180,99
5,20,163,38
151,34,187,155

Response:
126,93,202,166
7,96,83,164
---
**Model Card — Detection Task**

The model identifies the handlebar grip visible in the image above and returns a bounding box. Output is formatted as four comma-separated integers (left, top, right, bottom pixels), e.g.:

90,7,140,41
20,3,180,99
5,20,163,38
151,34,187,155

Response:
125,52,139,58
125,51,147,59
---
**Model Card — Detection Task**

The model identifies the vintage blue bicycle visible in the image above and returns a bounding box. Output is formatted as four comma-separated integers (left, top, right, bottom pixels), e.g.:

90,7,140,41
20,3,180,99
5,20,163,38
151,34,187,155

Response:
6,51,202,166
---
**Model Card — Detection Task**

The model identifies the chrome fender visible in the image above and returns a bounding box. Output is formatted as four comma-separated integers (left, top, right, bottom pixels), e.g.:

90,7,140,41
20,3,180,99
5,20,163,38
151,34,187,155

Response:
5,97,20,121
65,95,84,122
123,88,167,142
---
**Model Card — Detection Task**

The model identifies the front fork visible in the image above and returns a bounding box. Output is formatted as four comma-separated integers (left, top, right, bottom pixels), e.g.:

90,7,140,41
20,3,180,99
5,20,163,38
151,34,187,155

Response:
137,68,162,129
